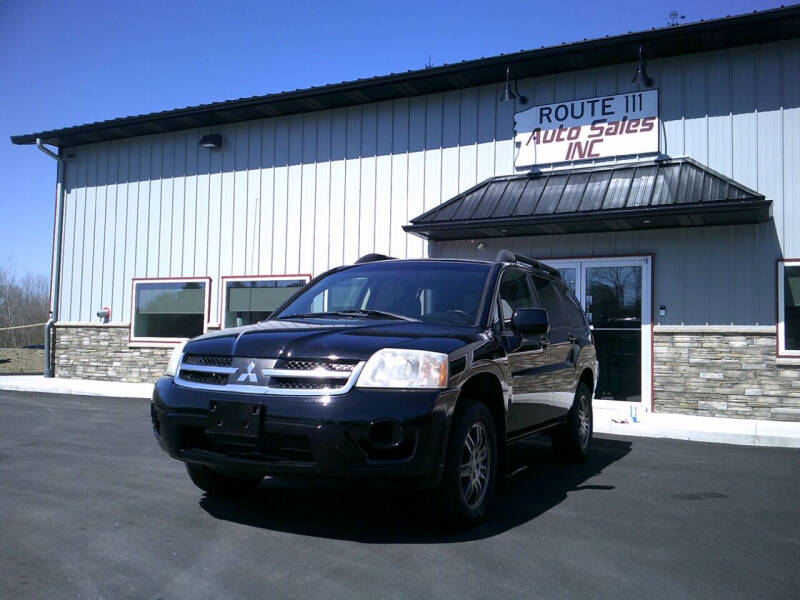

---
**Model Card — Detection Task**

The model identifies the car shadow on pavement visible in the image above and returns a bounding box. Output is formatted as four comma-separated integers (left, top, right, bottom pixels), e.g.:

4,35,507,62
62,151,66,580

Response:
198,435,631,543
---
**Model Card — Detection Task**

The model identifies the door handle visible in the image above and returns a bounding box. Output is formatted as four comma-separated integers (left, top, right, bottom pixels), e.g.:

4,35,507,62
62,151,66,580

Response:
539,336,550,347
567,332,577,343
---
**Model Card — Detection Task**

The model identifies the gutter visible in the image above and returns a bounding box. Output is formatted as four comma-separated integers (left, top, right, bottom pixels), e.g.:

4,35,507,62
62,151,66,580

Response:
36,139,66,378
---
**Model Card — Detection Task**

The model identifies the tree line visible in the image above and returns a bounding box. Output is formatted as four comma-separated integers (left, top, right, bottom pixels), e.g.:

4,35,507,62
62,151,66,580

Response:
0,266,49,347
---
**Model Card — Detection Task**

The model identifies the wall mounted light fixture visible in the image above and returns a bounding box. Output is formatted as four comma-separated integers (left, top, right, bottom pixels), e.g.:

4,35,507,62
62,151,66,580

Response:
500,66,528,104
199,133,222,149
631,45,654,88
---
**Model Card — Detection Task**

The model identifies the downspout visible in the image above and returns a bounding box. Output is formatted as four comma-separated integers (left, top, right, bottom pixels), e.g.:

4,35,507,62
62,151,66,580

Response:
37,139,65,378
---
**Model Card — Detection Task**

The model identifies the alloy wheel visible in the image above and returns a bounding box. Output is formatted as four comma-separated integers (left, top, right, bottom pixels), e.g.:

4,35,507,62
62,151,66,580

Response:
577,394,591,448
460,422,491,509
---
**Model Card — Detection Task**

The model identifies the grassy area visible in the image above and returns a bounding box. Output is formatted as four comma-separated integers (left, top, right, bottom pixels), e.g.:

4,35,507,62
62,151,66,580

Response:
0,348,43,374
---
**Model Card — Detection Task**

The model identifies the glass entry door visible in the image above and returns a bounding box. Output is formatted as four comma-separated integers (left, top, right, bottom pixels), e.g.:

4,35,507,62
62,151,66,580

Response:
546,257,651,407
585,265,642,402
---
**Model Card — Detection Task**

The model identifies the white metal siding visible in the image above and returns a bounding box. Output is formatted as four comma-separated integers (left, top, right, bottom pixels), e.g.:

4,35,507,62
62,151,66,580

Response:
59,39,800,327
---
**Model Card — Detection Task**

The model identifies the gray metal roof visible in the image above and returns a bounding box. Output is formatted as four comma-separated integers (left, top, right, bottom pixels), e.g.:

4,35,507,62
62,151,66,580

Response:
403,158,771,241
11,5,800,148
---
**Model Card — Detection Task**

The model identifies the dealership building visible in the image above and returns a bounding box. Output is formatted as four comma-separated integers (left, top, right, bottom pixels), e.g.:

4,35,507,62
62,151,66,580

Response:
12,6,800,421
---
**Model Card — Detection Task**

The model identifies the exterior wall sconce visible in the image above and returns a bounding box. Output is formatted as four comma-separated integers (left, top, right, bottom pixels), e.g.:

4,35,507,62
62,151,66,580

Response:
500,66,528,104
631,45,654,88
199,133,222,149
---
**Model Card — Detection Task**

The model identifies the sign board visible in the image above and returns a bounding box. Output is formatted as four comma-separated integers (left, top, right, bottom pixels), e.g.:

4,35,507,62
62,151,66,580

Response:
514,90,659,168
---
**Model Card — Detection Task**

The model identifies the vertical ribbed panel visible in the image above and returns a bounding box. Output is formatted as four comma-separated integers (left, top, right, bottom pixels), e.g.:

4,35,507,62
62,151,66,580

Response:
58,39,799,329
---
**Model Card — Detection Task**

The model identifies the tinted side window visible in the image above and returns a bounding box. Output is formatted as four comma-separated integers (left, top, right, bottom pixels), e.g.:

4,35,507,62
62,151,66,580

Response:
497,269,536,325
531,275,569,329
559,283,588,328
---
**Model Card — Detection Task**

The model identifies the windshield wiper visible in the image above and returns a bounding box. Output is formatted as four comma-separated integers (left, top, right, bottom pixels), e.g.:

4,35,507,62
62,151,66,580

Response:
334,309,418,321
275,310,417,321
274,312,340,320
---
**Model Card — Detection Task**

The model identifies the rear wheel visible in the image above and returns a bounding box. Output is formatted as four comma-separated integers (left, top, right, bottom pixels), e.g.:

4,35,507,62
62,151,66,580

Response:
185,463,262,496
438,398,498,527
551,381,593,461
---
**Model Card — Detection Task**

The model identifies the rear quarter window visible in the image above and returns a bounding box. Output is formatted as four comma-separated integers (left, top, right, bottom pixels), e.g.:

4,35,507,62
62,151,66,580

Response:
531,275,569,329
559,283,588,329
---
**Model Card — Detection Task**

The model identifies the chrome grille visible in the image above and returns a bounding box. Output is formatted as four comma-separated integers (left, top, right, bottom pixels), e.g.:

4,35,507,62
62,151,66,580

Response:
270,377,349,390
283,359,356,372
174,355,365,396
183,354,233,367
179,370,228,385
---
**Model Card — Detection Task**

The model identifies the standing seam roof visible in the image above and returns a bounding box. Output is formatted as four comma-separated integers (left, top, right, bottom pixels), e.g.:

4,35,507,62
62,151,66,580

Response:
403,158,771,240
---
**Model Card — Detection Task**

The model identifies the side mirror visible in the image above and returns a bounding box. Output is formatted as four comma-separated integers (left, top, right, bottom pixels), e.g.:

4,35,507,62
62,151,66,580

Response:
511,308,549,335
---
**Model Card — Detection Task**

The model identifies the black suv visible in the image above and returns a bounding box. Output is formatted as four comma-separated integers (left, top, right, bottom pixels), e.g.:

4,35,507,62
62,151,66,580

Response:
151,251,597,525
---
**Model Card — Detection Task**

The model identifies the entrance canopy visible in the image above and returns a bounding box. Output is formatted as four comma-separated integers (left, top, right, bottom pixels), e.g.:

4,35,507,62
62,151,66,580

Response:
404,158,771,241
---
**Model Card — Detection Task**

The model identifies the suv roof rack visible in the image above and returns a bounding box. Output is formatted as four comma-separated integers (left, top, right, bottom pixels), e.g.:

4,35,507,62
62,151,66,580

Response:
494,250,562,279
355,253,395,264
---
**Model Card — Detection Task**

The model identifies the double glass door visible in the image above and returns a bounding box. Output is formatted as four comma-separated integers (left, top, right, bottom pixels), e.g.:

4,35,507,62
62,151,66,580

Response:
545,257,651,406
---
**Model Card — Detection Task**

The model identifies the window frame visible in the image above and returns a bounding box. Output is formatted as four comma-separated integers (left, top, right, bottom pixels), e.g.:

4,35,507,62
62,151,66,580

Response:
555,279,589,329
493,266,540,331
777,259,800,358
219,274,311,328
129,277,211,346
531,273,571,330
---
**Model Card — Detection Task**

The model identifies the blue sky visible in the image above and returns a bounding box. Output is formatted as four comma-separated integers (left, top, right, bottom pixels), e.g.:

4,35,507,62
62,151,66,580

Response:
0,0,782,277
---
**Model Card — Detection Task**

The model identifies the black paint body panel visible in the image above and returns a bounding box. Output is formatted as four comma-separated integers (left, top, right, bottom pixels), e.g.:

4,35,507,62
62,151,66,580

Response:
152,258,597,488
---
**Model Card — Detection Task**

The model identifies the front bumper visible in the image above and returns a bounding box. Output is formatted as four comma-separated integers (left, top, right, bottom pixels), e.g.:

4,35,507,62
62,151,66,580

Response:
151,377,458,489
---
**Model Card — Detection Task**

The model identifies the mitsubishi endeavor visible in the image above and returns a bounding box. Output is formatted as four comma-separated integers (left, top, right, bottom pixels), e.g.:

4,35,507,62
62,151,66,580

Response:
151,251,597,526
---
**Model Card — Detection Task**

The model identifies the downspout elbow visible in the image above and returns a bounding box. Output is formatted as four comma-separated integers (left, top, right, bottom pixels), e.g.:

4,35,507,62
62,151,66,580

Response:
36,138,60,161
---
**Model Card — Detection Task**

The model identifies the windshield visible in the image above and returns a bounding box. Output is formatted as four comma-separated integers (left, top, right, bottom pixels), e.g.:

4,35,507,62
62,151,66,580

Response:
272,261,491,325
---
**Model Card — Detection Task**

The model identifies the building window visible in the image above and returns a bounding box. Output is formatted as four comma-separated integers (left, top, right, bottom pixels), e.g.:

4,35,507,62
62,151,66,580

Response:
131,278,210,343
221,275,310,328
778,260,800,357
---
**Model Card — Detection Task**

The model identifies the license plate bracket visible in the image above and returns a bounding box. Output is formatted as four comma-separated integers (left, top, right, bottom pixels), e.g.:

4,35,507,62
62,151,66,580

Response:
206,401,264,438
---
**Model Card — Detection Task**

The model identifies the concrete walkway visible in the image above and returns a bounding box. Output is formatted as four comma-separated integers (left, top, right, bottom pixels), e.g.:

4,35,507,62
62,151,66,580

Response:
593,404,800,448
2,375,799,448
0,375,154,399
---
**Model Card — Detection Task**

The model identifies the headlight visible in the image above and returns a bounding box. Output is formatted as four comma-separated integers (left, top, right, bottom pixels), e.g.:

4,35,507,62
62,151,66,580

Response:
356,348,448,389
165,340,188,377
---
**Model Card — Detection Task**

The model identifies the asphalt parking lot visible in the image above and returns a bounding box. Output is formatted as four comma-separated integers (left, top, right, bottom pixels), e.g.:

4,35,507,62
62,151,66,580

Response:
1,390,798,599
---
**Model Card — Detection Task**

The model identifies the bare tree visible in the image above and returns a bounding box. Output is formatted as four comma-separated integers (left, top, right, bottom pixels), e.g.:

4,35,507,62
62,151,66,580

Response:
0,264,49,347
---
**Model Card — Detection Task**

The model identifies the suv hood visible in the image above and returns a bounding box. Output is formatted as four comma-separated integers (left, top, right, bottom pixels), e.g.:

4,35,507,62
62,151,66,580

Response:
182,318,484,361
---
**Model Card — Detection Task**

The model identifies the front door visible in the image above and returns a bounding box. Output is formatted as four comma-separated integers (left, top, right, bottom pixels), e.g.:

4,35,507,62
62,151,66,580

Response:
545,257,652,409
496,268,561,434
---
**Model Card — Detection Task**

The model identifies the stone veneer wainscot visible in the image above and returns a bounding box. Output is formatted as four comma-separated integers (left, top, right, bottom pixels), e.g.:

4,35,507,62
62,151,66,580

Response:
54,323,172,383
53,323,800,420
654,326,800,421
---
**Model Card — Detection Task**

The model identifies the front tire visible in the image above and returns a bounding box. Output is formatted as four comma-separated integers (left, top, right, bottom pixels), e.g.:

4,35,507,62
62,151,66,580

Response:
185,463,262,496
438,398,498,527
551,381,593,461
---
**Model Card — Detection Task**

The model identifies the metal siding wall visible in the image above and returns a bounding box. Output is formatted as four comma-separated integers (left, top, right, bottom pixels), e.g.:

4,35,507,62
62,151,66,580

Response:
783,40,800,258
315,112,333,273
58,41,799,327
390,100,408,258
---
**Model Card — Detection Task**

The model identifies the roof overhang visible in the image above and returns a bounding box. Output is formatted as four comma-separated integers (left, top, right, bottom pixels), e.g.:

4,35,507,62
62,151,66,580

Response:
403,158,771,241
11,5,800,148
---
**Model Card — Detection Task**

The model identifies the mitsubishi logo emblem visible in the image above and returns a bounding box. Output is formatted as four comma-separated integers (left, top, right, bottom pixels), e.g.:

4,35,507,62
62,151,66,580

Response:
236,360,259,383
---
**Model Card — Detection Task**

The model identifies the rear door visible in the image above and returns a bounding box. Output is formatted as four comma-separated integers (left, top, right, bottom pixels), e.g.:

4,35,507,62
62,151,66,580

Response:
530,275,574,416
555,282,591,409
